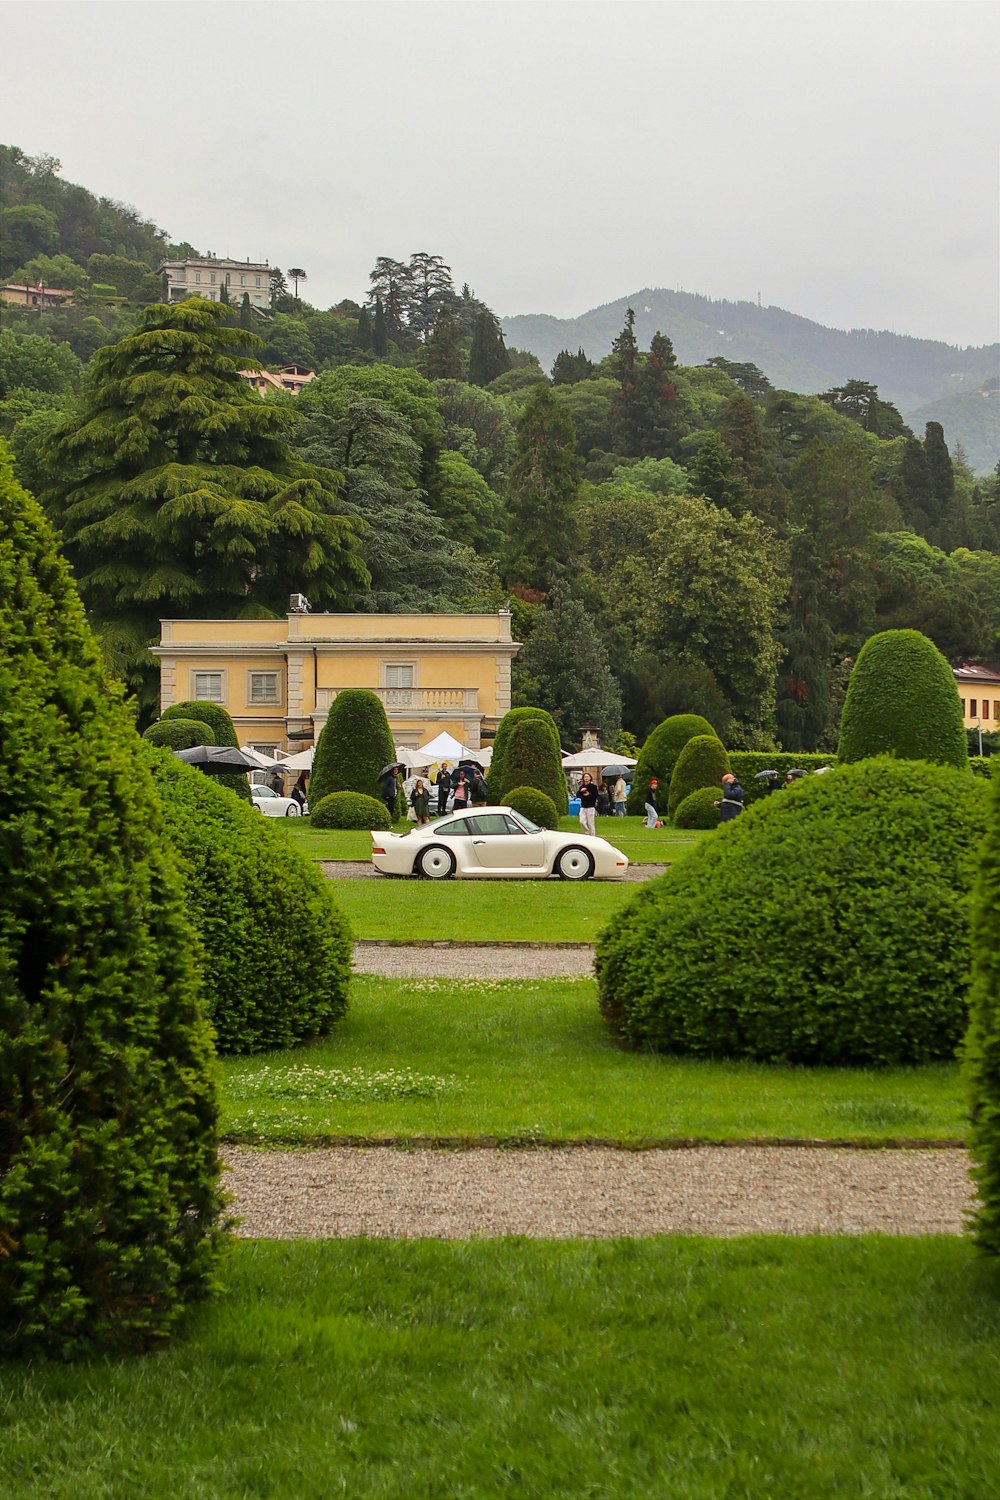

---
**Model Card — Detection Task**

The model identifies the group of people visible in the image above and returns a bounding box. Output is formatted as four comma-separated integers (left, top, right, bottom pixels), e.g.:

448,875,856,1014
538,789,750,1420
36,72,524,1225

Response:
267,770,309,808
377,759,490,826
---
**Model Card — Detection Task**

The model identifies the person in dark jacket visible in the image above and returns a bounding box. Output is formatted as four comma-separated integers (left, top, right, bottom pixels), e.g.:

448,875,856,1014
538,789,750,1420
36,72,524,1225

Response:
378,764,399,817
435,762,452,816
578,772,599,836
468,767,489,805
410,778,431,825
715,772,744,822
290,773,308,809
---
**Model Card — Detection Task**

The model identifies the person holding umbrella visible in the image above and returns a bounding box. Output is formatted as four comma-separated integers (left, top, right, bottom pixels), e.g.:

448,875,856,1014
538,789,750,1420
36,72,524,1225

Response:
378,762,401,818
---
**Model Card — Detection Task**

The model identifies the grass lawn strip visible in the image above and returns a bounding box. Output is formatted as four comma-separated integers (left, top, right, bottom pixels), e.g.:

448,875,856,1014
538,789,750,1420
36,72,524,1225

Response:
218,977,966,1144
3,1239,1000,1499
327,877,634,943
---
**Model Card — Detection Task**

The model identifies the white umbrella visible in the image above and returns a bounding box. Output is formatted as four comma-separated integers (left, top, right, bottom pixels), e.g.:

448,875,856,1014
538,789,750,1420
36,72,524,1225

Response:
560,748,638,770
394,746,432,769
277,747,315,771
240,745,281,769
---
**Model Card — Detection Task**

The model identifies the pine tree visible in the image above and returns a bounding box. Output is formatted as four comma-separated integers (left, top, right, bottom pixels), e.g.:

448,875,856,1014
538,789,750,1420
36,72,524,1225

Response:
610,307,640,455
630,330,679,458
422,305,464,380
552,347,593,384
505,385,580,590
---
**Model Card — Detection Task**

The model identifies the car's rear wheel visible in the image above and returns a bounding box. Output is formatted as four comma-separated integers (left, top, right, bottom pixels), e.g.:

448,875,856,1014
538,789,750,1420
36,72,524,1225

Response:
556,846,594,881
417,845,456,880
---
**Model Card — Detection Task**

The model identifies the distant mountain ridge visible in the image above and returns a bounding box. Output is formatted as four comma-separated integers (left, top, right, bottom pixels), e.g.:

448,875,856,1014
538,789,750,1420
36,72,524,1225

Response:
502,288,999,470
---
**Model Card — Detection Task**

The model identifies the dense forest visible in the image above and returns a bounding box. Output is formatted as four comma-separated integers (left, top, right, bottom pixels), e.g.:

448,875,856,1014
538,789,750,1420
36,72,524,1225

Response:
3,144,1000,751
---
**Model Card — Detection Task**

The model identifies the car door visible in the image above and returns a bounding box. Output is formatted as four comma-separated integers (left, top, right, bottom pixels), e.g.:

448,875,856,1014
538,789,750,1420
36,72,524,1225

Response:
466,812,547,874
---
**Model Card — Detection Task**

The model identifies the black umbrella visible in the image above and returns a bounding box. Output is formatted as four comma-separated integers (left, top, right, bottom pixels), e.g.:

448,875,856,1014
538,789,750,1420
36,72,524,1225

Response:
379,763,405,777
602,765,631,779
754,769,779,780
175,745,260,774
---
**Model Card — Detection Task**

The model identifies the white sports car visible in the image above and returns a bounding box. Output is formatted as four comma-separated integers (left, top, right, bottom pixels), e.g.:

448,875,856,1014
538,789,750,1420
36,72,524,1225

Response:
370,806,629,880
251,786,305,817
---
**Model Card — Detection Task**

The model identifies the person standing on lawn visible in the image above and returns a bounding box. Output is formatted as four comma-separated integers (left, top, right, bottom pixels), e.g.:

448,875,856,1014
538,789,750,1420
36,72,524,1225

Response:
410,778,431,825
451,769,470,813
714,771,744,822
644,776,661,829
435,761,452,816
612,775,627,816
578,771,599,836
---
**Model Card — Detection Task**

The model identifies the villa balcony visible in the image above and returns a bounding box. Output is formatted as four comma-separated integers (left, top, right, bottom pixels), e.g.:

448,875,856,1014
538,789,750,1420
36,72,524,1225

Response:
315,687,479,715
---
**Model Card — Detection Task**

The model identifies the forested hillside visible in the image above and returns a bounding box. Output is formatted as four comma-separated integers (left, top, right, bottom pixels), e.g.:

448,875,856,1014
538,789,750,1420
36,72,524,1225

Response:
4,146,1000,754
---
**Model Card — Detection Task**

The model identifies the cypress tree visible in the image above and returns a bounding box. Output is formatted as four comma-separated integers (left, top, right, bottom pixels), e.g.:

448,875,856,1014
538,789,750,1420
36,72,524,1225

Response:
373,296,388,356
468,311,510,386
504,385,580,590
0,445,224,1357
356,306,373,350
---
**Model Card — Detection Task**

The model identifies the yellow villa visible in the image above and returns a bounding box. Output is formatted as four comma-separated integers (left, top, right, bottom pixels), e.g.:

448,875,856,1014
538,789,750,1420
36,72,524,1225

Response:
152,608,521,755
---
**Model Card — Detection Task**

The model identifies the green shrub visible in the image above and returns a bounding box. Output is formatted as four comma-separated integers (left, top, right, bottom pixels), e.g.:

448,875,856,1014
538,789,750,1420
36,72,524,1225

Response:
626,714,716,815
501,718,568,812
668,734,730,818
728,751,834,805
489,707,567,813
143,717,215,751
310,689,396,806
672,786,722,829
971,757,992,779
0,446,224,1358
965,761,1000,1253
837,629,968,769
597,758,989,1066
159,699,251,800
506,786,559,829
311,791,392,831
145,748,352,1053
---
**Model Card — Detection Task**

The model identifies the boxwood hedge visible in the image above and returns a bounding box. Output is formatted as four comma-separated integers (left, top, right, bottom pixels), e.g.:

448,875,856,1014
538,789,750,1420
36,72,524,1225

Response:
143,717,215,750
0,448,224,1358
667,734,730,819
159,700,251,801
489,707,567,813
145,747,352,1053
310,689,396,806
506,786,559,829
311,791,392,830
837,628,968,769
597,757,989,1066
672,785,722,829
626,714,716,816
728,752,834,805
500,718,568,813
965,763,1000,1254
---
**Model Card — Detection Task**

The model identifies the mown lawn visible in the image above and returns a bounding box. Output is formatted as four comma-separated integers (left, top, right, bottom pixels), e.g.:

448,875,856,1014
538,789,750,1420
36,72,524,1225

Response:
218,977,966,1143
281,815,706,865
3,1238,1000,1499
328,878,636,943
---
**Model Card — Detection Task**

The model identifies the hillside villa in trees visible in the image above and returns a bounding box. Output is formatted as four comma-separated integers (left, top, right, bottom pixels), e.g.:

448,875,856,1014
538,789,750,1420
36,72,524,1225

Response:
159,255,271,309
152,609,520,754
954,663,1000,738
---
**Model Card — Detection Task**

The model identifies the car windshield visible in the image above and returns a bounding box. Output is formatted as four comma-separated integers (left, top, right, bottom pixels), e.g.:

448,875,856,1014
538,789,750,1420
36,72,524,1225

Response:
508,810,541,834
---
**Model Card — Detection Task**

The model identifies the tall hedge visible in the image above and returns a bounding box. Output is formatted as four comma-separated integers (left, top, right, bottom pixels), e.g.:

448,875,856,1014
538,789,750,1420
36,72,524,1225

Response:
598,758,989,1066
309,688,396,806
159,699,251,801
500,719,568,812
489,707,567,813
728,752,834,805
145,748,352,1053
964,763,1000,1254
837,629,968,769
626,714,716,815
0,447,224,1358
143,717,215,751
668,734,730,819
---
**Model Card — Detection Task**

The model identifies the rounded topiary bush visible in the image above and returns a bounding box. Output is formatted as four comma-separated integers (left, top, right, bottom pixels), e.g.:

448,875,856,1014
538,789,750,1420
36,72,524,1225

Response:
143,717,216,750
838,628,968,769
668,734,730,819
626,714,716,815
506,785,559,829
672,785,722,830
309,689,396,806
489,707,567,813
0,447,224,1358
145,748,352,1052
311,791,392,830
501,718,568,813
159,699,251,800
964,764,1000,1254
597,758,989,1066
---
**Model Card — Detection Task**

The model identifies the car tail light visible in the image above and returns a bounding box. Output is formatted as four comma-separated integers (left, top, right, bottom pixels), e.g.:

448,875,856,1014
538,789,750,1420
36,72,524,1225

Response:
372,846,385,855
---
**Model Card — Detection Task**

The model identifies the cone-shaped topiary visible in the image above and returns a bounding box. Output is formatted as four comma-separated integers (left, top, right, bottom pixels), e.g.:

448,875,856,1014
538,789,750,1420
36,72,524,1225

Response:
0,446,224,1358
506,786,559,829
837,628,968,769
489,707,567,812
309,689,396,806
626,714,716,815
311,791,392,830
598,758,988,1066
500,719,568,813
668,734,730,819
144,747,352,1053
964,765,1000,1254
672,785,723,829
143,717,215,750
159,699,251,800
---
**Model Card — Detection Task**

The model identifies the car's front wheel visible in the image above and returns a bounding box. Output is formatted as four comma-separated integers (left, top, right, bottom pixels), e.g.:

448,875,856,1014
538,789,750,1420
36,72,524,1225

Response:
417,845,456,880
555,846,594,881
285,804,300,817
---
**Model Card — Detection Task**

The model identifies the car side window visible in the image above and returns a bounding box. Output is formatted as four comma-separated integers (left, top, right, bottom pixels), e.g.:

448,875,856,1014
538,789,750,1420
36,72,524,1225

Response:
436,817,473,837
468,813,513,836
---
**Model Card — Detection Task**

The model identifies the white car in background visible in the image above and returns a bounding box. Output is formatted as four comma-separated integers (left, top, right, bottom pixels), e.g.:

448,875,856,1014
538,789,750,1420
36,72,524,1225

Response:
371,806,629,880
251,785,306,818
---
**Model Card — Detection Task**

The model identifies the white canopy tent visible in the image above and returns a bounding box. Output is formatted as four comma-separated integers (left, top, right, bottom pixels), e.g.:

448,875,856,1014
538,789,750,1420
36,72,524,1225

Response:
277,747,315,772
413,731,491,766
239,745,282,769
560,748,637,770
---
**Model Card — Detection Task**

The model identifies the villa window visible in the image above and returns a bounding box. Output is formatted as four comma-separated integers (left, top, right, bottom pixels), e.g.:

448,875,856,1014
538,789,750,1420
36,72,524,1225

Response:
193,672,224,703
249,671,281,705
971,699,978,718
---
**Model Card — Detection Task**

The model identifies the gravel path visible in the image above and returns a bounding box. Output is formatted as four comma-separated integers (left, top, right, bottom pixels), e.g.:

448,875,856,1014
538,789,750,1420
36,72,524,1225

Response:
353,940,595,978
223,1145,973,1240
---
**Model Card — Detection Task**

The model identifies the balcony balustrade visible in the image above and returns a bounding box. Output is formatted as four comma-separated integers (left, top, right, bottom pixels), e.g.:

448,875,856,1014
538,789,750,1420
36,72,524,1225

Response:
315,687,478,713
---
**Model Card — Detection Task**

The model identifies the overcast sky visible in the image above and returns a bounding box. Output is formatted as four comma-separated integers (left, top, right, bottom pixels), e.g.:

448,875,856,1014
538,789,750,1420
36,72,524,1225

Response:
4,0,999,347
